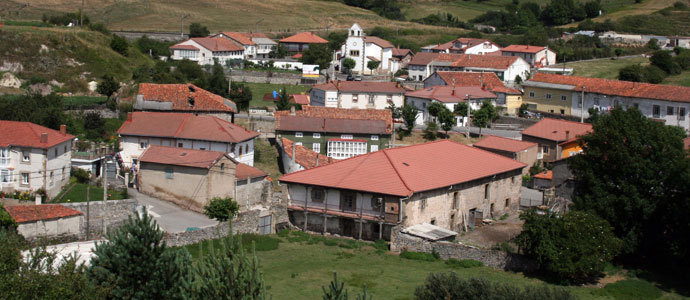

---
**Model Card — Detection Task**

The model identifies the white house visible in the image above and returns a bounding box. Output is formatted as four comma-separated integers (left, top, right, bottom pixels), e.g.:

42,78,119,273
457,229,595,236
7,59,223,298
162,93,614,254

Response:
117,112,259,167
212,32,277,59
405,86,498,126
169,37,245,65
339,24,398,74
501,45,557,67
408,53,531,84
421,38,501,55
250,33,278,58
0,122,75,199
309,80,407,109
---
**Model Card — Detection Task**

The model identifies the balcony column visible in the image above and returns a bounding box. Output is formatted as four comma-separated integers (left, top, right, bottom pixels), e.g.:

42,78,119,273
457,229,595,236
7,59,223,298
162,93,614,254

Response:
323,189,329,235
303,186,309,232
358,192,363,240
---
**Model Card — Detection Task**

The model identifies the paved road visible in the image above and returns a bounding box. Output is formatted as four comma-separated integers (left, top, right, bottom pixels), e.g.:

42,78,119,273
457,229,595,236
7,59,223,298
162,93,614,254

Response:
128,188,218,233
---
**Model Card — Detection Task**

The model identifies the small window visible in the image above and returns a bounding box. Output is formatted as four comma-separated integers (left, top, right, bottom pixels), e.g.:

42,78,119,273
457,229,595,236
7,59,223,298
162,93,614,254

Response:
386,95,392,103
312,143,321,153
21,173,29,184
680,107,686,120
484,184,489,200
311,188,325,203
165,168,174,179
200,147,206,150
313,133,321,138
22,150,30,162
560,109,565,115
653,105,660,118
368,95,375,105
430,218,436,225
341,134,353,139
511,176,516,184
371,135,379,141
667,106,675,116
239,147,243,157
542,145,549,154
245,144,249,153
370,144,378,152
505,198,510,208
529,91,535,98
545,93,552,99
352,95,358,103
420,198,426,210
452,192,459,209
350,50,360,57
50,171,54,186
561,95,567,101
220,163,225,171
178,143,183,148
54,148,58,156
295,132,303,138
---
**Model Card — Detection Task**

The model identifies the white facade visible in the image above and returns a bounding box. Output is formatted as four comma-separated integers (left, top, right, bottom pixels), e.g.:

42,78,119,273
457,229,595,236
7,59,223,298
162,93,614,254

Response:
120,136,255,168
309,88,404,110
0,140,72,199
460,41,501,55
169,39,245,65
406,96,495,126
503,48,557,67
339,24,397,74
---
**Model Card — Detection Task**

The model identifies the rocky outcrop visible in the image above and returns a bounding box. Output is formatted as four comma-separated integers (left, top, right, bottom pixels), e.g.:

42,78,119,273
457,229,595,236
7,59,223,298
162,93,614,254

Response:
0,72,21,89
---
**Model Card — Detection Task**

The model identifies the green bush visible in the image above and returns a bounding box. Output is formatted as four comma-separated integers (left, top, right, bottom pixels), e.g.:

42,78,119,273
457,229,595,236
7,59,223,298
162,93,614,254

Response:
72,167,90,183
400,251,438,262
594,279,662,300
415,274,576,300
0,204,17,229
110,35,129,56
445,258,483,268
239,234,280,251
277,229,290,238
88,23,110,35
203,197,239,222
323,239,340,247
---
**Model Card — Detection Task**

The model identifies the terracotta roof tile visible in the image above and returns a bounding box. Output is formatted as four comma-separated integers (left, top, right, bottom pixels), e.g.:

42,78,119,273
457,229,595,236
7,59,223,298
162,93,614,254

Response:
534,170,553,180
169,44,199,50
171,37,243,52
275,106,393,134
139,145,227,169
289,94,310,105
392,48,412,57
684,137,690,150
236,163,268,180
218,32,256,45
282,138,335,169
521,118,593,142
118,112,259,143
311,80,406,94
137,83,237,113
280,140,526,196
527,73,690,103
450,54,520,70
280,32,328,44
473,135,537,153
502,45,551,54
364,36,394,48
5,205,83,223
434,71,521,94
0,121,75,149
405,86,497,103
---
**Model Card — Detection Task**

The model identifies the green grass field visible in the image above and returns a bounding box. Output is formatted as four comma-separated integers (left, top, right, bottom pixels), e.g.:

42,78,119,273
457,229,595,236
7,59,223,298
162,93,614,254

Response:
54,182,128,203
240,82,311,109
559,56,650,79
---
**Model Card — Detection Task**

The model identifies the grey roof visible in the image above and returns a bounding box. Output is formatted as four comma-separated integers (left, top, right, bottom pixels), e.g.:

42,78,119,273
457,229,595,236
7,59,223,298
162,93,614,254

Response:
252,37,277,45
276,116,389,135
402,223,457,241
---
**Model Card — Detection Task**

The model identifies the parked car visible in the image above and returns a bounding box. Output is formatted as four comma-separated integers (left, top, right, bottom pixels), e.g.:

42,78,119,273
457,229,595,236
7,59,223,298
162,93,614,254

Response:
354,74,362,81
346,74,354,81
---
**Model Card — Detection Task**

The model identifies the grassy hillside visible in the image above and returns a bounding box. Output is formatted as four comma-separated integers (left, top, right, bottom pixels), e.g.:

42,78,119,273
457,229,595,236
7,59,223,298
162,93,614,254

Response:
0,25,152,93
553,56,690,87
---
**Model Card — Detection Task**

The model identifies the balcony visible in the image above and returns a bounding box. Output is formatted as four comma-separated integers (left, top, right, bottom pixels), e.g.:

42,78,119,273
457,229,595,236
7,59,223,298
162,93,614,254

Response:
289,199,394,223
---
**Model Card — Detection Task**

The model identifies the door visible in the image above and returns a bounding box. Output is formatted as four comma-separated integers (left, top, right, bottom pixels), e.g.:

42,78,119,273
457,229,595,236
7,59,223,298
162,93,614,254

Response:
259,215,272,235
341,191,357,212
342,219,355,237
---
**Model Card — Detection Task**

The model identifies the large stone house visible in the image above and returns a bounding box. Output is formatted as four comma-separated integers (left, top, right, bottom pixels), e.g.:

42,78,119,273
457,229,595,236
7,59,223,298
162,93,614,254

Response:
501,45,556,67
520,118,592,162
135,83,237,123
408,53,530,84
117,112,259,167
339,24,398,75
522,73,690,132
421,38,501,55
280,140,525,240
472,135,538,175
0,122,75,199
405,86,497,126
169,37,245,65
279,32,328,55
275,106,393,159
424,71,523,114
309,80,406,109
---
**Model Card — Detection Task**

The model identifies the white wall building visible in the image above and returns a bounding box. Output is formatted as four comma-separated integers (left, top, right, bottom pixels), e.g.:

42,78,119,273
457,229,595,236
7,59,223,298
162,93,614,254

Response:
405,86,498,126
421,38,501,55
169,37,245,65
501,45,557,67
309,80,406,109
339,24,398,75
407,53,530,84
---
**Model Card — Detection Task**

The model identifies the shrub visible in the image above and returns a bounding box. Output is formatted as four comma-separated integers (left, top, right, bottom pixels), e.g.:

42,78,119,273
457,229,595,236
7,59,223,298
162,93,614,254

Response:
415,274,576,300
72,167,91,183
400,251,438,262
110,35,129,56
277,229,290,238
203,197,239,222
445,258,484,268
239,234,280,251
423,121,438,141
643,65,667,84
0,204,17,229
88,23,110,35
595,279,662,300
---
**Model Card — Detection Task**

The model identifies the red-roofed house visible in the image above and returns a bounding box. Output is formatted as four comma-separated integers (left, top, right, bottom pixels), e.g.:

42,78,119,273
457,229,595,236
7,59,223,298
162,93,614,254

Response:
279,32,328,55
520,118,592,162
169,37,245,65
5,204,83,240
532,170,553,190
117,112,259,167
280,140,525,240
280,138,336,174
501,45,556,67
523,73,690,131
338,24,400,75
473,135,538,175
309,80,407,109
421,38,501,56
289,94,310,105
212,32,277,59
405,86,497,126
135,83,237,122
408,53,530,83
392,47,414,69
424,71,523,115
0,122,75,198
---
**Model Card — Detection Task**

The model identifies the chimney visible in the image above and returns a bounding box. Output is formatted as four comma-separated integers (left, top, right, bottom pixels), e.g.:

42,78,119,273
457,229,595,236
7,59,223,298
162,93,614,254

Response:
396,81,402,88
126,112,133,122
292,143,296,163
60,125,66,135
451,88,455,96
40,133,48,144
565,130,570,140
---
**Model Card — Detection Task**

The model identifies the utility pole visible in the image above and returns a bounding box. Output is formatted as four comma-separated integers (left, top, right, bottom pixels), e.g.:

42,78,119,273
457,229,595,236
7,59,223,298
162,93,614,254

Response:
581,86,585,123
86,186,90,240
80,0,84,26
466,94,471,138
102,156,107,202
180,14,189,38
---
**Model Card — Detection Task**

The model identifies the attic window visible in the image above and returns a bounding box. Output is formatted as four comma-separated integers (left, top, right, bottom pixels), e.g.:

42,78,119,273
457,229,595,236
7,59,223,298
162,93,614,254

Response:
188,85,195,92
188,97,195,106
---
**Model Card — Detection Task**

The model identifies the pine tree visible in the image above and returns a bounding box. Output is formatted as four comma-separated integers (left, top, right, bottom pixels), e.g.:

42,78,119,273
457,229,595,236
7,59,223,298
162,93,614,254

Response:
322,272,348,300
276,87,292,111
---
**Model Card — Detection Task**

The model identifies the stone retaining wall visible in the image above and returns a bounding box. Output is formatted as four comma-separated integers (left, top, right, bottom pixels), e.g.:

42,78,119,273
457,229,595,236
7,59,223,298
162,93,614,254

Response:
62,199,138,239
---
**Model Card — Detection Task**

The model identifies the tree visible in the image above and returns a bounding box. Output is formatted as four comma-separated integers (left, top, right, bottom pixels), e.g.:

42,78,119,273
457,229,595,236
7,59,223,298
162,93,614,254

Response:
453,102,470,117
388,102,402,119
97,75,119,101
438,108,455,136
642,65,666,83
426,102,445,120
614,48,623,56
83,111,106,140
414,274,576,300
618,64,644,82
401,104,418,133
472,101,498,134
570,107,690,264
650,50,681,75
342,58,356,73
88,208,191,299
268,44,288,59
516,210,621,283
423,121,438,141
110,35,129,56
301,43,332,70
584,0,601,18
327,31,348,52
0,93,67,130
366,60,380,73
646,38,660,50
189,22,209,37
322,272,348,300
0,205,16,230
275,87,292,111
514,74,523,84
229,82,252,111
203,197,240,222
208,62,229,98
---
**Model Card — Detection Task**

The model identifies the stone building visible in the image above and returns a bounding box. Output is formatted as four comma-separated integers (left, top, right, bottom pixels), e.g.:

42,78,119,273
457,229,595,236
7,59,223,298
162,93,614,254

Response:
135,83,237,123
279,140,525,240
520,118,592,162
472,135,538,175
279,32,328,55
5,204,83,240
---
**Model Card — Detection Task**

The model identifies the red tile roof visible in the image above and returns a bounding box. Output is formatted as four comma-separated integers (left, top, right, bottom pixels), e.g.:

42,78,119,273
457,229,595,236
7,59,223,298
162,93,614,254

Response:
392,48,412,57
364,36,394,48
139,145,228,169
432,38,495,52
311,80,407,94
118,112,259,143
527,73,690,103
218,32,256,45
282,138,336,169
0,121,75,149
279,32,328,44
5,205,83,223
169,44,199,50
137,83,237,113
171,37,243,52
431,41,454,51
289,94,310,105
450,54,521,70
236,163,268,180
434,71,521,94
280,140,526,197
521,118,593,142
534,170,552,180
409,52,455,66
473,135,537,153
405,86,497,103
502,45,550,54
275,106,393,134
292,53,303,59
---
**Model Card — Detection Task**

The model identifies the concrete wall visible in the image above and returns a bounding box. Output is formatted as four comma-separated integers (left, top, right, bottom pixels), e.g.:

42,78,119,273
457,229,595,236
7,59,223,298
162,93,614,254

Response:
279,130,390,156
139,157,236,212
17,215,82,240
521,135,559,162
229,70,325,85
62,199,138,239
336,92,404,109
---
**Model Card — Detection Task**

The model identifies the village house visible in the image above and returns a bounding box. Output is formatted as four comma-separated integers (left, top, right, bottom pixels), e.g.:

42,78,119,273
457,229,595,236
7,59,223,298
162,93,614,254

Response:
169,37,245,65
424,71,523,114
117,112,259,168
309,80,406,109
520,118,592,162
279,32,328,55
339,24,398,75
405,85,497,126
472,135,538,175
5,204,83,240
392,48,414,70
288,94,310,106
522,73,690,131
212,32,277,59
421,38,501,55
501,45,556,67
275,106,393,158
0,121,75,199
407,53,530,84
279,138,336,174
134,83,237,123
279,140,525,240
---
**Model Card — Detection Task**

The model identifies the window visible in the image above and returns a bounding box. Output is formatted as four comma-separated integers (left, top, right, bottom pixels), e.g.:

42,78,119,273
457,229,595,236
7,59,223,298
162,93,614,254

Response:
667,106,675,116
245,144,249,153
352,95,358,103
545,93,552,99
200,147,206,150
140,141,148,149
311,188,325,203
312,143,321,153
313,133,321,138
0,148,8,166
350,50,360,57
680,107,686,121
341,135,353,139
561,95,567,101
633,103,639,109
653,105,660,118
560,109,565,115
327,140,367,159
386,95,392,103
220,163,225,171
341,192,356,211
371,135,379,141
452,192,459,209
178,143,184,148
542,145,549,154
239,147,243,157
295,132,303,138
62,167,66,181
21,173,29,185
50,171,54,186
0,169,9,183
368,95,374,105
430,218,436,225
370,144,378,152
22,150,30,162
165,168,174,179
511,176,516,184
484,184,490,200
420,198,426,210
529,91,535,98
505,198,510,208
64,145,67,153
54,148,58,157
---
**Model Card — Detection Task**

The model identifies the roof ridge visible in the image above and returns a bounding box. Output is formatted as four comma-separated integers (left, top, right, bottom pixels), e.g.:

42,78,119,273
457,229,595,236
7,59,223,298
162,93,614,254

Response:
381,149,413,196
174,114,190,137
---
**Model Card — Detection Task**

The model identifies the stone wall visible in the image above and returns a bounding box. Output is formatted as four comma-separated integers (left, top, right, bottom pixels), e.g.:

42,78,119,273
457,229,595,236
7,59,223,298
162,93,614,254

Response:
236,179,272,210
390,226,535,271
229,70,325,85
494,116,538,130
0,198,34,206
61,199,138,239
